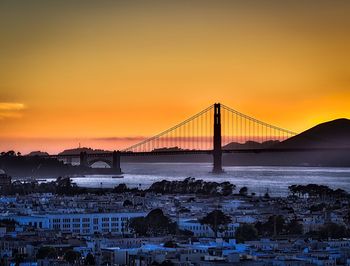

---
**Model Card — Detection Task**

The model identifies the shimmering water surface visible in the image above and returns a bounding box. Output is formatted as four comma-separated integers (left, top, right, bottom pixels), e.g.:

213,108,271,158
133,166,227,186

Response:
65,163,350,197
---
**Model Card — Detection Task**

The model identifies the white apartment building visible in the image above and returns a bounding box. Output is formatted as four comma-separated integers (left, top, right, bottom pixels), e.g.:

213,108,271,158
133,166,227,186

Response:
0,212,146,235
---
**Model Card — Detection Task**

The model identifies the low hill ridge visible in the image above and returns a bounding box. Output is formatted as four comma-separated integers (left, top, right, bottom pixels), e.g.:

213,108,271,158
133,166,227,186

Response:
276,118,350,149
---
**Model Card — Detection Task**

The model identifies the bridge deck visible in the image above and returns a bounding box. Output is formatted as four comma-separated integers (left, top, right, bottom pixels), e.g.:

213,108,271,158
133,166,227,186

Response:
47,147,350,158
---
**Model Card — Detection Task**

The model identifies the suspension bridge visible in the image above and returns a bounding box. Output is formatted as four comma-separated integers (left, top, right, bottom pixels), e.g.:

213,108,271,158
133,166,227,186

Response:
52,103,297,174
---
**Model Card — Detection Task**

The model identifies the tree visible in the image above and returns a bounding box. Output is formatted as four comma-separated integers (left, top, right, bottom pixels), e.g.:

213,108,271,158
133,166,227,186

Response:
36,246,57,260
147,178,235,196
63,250,80,264
152,260,175,266
160,261,175,266
288,185,299,196
346,210,350,225
199,210,232,238
285,219,303,235
85,253,95,265
317,223,348,239
0,219,17,232
235,224,258,243
123,199,133,207
6,150,16,157
264,191,270,199
333,188,348,199
269,215,285,235
288,184,348,199
129,216,148,236
310,203,326,212
220,181,235,196
145,209,177,236
14,253,25,266
254,215,285,236
56,177,78,195
163,240,178,248
129,209,177,237
114,183,129,193
239,187,248,196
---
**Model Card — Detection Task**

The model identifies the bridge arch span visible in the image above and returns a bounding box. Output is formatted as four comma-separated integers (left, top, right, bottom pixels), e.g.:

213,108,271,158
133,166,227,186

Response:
87,158,113,168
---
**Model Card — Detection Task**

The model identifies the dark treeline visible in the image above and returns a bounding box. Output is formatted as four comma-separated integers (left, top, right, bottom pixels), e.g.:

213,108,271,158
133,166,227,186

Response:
254,215,303,237
129,209,179,237
147,177,235,196
128,208,350,242
3,176,349,200
115,178,236,196
288,184,349,199
234,220,350,243
2,177,109,196
1,177,236,197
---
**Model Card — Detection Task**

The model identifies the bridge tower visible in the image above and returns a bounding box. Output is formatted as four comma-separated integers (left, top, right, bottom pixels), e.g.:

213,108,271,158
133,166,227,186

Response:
213,103,223,173
79,151,88,168
112,150,122,174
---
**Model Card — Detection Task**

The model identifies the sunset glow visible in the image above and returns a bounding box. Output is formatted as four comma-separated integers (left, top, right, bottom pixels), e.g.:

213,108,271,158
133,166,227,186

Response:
1,1,350,154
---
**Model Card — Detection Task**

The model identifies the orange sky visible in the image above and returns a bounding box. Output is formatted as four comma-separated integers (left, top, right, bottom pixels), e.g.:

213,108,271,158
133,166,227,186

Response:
1,1,350,154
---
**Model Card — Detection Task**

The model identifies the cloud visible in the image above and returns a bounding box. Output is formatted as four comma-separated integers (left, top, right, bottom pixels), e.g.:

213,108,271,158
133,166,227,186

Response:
0,102,26,119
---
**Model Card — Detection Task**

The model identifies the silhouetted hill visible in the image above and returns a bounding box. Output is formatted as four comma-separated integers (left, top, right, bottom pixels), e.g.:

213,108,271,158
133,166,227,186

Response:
26,151,49,156
223,118,350,167
59,147,111,155
223,140,280,150
276,118,350,149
